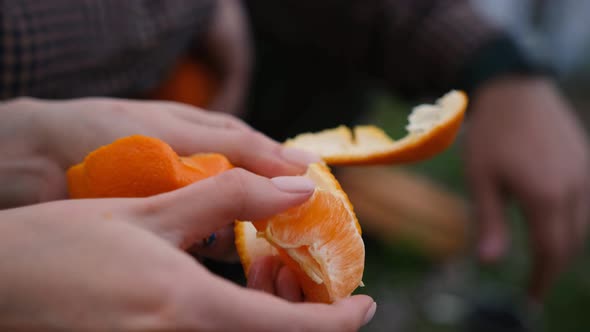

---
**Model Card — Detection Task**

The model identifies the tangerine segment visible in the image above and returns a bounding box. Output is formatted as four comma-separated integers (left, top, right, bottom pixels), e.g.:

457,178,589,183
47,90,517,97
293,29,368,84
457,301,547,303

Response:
235,163,365,303
66,135,232,198
234,221,277,276
283,90,467,165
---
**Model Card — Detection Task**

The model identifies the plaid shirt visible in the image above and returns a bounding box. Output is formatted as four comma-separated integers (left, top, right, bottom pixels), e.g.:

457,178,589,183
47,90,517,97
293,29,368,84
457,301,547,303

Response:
0,1,214,99
1,0,526,101
245,0,519,98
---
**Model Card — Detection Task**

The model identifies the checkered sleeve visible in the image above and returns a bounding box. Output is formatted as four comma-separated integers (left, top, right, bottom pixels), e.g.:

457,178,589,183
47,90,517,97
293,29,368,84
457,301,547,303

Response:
0,0,215,99
246,0,531,99
374,0,508,98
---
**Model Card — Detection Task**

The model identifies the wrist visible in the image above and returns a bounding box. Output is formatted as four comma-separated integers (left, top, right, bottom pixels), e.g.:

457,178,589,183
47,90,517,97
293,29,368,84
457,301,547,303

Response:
468,75,565,122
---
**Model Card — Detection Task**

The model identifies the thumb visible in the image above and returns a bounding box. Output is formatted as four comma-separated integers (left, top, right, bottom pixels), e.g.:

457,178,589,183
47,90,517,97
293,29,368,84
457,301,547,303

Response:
133,168,315,248
471,173,509,262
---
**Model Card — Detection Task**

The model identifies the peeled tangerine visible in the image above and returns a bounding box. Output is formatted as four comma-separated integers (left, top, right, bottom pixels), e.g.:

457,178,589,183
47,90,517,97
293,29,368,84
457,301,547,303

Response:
235,90,468,303
65,90,468,305
235,163,364,303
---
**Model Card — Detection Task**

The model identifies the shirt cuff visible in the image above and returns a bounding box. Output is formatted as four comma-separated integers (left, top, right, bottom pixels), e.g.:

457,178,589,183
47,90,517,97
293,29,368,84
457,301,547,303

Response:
456,35,554,95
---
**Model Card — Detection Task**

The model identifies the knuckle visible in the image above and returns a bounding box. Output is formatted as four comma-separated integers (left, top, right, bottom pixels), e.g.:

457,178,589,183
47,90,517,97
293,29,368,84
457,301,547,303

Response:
235,130,256,147
104,99,135,117
238,130,266,146
117,271,185,329
133,266,206,330
217,112,245,128
216,168,252,216
136,196,164,217
220,168,251,187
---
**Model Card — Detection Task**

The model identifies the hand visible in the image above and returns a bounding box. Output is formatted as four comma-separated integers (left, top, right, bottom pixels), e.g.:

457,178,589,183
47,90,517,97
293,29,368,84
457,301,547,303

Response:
247,256,304,302
0,169,376,331
0,97,319,262
464,76,590,301
0,97,317,208
203,0,252,116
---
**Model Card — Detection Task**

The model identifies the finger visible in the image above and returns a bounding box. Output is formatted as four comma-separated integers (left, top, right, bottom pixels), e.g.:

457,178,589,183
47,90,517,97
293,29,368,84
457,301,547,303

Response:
276,265,304,302
247,256,282,295
188,225,239,262
248,256,304,302
0,158,67,208
469,171,509,262
167,121,320,177
135,169,315,248
201,278,376,332
528,202,570,302
162,101,253,131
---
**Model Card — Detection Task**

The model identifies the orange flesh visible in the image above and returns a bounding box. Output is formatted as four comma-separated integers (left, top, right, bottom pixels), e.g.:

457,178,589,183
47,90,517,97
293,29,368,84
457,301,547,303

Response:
253,189,364,303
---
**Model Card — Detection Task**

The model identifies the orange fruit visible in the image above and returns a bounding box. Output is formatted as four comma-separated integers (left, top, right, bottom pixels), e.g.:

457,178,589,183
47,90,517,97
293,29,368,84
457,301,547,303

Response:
150,56,219,108
284,90,467,165
235,163,364,303
67,135,232,198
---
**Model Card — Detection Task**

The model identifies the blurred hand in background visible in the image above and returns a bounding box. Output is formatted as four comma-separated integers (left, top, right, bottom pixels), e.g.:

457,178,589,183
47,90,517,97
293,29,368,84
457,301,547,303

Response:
465,75,590,302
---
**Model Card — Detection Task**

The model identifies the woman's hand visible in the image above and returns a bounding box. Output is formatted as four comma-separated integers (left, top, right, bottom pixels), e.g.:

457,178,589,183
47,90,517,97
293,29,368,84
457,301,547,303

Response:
0,169,375,331
0,97,317,209
247,256,305,302
465,76,590,301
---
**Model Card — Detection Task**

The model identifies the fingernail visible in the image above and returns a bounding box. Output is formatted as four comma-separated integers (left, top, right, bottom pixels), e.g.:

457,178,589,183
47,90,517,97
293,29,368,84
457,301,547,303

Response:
271,176,316,193
363,302,377,326
281,147,322,167
202,233,216,247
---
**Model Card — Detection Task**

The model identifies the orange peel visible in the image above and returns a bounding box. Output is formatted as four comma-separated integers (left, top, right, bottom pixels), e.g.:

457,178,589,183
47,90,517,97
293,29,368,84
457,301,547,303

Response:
283,90,467,165
67,135,232,198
